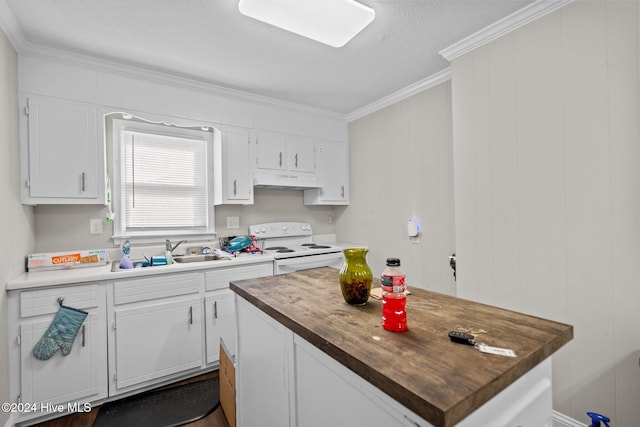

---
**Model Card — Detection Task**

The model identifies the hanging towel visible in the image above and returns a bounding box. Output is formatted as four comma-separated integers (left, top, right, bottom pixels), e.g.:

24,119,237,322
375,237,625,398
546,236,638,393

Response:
32,305,88,360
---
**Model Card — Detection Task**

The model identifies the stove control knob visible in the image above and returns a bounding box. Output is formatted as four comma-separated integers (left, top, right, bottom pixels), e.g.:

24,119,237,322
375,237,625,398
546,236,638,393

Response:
282,225,288,232
261,227,266,233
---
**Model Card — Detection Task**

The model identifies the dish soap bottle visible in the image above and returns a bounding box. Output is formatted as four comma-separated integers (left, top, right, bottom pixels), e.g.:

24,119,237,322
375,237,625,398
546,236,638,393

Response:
381,258,407,332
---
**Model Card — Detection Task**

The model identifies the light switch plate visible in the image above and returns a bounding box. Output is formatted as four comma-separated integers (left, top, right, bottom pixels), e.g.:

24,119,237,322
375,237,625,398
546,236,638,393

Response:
90,219,103,235
227,216,240,229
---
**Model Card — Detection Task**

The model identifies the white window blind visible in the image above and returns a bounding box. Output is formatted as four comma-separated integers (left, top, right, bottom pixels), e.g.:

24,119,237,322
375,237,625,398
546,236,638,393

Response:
122,129,208,232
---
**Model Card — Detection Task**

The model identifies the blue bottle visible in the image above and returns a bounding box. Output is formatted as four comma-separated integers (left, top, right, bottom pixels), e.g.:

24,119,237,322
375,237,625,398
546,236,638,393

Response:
587,412,610,427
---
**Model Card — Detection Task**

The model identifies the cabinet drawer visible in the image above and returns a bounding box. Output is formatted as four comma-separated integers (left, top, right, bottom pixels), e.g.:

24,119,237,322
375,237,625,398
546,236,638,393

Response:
205,263,273,292
20,284,100,318
114,273,200,305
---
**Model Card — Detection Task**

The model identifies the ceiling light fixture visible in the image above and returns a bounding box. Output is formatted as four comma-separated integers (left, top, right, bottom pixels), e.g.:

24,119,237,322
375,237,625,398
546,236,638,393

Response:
238,0,375,48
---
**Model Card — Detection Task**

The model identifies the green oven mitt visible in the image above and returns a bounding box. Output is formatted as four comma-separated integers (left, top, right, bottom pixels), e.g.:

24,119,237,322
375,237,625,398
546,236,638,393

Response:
33,305,88,360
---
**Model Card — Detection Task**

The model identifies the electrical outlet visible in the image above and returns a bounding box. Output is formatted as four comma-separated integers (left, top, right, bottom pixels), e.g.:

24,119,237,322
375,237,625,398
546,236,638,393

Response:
227,216,240,229
90,219,103,235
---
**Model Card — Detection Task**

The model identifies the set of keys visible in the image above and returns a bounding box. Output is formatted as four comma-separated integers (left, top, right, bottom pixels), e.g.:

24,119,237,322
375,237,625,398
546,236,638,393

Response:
448,330,517,357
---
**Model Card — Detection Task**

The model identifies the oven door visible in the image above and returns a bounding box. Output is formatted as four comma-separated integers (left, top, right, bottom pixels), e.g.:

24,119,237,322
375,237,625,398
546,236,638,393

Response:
274,252,344,275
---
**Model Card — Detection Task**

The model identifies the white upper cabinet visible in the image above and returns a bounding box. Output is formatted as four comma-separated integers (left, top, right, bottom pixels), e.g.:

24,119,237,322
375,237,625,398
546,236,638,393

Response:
216,126,253,204
254,130,320,188
286,135,316,173
304,140,349,205
20,95,105,205
256,130,286,171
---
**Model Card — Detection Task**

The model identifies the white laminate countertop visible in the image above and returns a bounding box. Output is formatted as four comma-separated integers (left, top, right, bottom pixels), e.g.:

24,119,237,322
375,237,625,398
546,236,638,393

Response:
6,253,275,291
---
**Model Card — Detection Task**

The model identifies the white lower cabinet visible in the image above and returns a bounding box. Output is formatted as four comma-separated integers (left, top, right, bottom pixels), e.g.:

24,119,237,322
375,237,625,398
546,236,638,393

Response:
205,290,235,364
204,261,273,362
236,298,292,427
7,284,108,425
109,272,203,395
293,335,425,427
7,261,274,425
112,296,203,390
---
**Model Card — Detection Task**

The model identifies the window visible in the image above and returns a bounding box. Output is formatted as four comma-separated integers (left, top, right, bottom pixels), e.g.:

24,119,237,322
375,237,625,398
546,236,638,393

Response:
112,116,216,243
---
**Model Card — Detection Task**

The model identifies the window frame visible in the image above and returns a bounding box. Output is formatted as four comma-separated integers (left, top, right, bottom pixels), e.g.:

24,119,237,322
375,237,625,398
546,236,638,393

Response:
111,115,217,245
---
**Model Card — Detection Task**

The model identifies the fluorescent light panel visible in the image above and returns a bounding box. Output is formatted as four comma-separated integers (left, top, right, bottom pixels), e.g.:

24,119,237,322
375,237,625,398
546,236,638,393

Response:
239,0,375,48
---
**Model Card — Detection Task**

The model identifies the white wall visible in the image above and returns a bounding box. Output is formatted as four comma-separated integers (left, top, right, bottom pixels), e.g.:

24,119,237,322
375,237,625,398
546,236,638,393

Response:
451,1,640,424
337,81,455,294
0,29,35,425
34,189,336,252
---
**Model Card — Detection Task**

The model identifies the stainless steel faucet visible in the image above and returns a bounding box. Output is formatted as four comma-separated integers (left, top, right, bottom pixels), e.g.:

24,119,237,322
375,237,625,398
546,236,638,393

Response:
166,239,186,253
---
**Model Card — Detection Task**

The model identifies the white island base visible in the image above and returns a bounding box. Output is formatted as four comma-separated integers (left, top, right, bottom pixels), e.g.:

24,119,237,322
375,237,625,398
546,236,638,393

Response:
235,297,553,427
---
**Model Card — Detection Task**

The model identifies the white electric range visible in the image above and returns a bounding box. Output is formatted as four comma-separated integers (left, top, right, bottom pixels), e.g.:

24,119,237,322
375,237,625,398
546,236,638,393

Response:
249,222,344,275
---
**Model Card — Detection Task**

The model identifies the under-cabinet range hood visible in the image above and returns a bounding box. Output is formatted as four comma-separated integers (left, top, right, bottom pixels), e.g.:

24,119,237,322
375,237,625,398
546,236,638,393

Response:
253,173,321,190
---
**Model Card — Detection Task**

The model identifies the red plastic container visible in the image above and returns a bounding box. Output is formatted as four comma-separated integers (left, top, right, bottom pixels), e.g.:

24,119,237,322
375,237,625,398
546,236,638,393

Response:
381,258,407,332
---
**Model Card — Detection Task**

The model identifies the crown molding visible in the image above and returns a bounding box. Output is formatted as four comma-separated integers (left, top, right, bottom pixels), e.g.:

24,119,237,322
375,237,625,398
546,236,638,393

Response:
439,0,574,61
0,0,26,52
346,68,451,122
19,45,347,120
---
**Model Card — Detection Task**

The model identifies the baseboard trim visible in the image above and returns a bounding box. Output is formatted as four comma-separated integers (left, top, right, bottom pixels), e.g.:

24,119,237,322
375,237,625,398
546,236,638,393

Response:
553,410,586,427
3,412,18,427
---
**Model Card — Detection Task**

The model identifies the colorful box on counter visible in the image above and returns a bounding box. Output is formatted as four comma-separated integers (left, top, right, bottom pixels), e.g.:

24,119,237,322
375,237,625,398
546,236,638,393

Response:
26,249,110,272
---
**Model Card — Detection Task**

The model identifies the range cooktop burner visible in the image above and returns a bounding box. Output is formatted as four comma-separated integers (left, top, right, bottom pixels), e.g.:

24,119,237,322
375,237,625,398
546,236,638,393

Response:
277,249,295,253
264,246,288,251
301,243,333,249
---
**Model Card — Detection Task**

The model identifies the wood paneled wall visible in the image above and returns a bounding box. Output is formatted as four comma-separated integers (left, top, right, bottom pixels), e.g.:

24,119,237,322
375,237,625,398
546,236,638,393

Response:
451,1,640,424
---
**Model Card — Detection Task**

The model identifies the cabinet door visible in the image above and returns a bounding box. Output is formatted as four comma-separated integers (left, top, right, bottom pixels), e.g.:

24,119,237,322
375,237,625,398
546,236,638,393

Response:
256,130,286,171
236,298,292,427
225,127,252,202
294,335,425,427
25,96,98,200
304,141,349,205
287,136,315,173
20,312,107,405
205,290,236,364
113,297,202,391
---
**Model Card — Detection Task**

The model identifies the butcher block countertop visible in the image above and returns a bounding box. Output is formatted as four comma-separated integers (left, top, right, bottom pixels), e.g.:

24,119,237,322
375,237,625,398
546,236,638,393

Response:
230,267,573,427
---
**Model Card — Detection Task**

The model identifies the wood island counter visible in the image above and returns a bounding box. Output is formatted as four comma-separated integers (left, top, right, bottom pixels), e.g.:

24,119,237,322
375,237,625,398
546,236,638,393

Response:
230,267,572,427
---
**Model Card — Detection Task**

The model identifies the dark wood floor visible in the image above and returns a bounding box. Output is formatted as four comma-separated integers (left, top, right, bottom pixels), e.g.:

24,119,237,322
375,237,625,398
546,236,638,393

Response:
29,372,231,427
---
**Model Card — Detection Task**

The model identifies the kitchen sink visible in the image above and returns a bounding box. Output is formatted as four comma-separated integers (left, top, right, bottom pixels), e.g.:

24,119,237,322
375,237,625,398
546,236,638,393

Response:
111,259,166,272
173,254,220,263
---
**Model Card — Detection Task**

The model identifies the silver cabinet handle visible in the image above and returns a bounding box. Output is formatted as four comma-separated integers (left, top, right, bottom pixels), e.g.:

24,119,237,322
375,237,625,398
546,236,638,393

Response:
189,306,193,325
82,325,86,347
279,152,282,167
341,185,345,198
214,301,218,319
81,172,86,192
295,153,298,168
233,179,237,196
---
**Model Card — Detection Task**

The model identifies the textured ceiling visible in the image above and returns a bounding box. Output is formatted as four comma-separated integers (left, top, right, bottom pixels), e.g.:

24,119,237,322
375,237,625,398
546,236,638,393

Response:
4,0,535,114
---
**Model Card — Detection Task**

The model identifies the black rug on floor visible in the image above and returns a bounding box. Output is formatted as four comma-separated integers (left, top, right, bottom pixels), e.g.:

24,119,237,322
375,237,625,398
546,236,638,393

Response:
92,378,220,427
